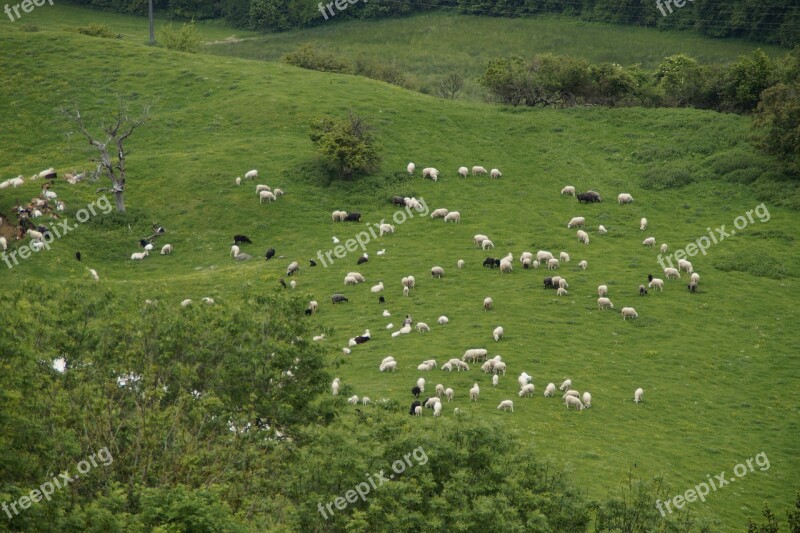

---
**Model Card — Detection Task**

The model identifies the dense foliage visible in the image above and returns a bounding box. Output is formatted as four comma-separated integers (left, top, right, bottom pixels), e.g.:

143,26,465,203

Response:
309,113,382,180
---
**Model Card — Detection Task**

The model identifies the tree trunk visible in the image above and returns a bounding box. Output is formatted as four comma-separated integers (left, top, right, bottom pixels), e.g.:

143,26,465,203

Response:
114,190,126,213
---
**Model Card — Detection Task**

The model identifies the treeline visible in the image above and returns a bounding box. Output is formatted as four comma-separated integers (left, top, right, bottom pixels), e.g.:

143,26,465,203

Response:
64,0,799,47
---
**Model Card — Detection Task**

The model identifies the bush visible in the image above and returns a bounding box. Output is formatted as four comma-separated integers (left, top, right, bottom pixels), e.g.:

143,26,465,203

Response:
73,23,116,38
283,43,352,74
19,24,38,32
158,20,202,53
640,165,695,190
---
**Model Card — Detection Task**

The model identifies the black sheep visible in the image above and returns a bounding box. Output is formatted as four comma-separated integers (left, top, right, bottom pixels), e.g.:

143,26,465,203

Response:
279,278,287,289
331,294,349,304
234,234,252,245
483,257,496,268
378,296,385,304
648,274,653,282
75,251,81,261
344,212,361,222
357,255,368,265
639,285,648,296
264,248,275,260
353,335,370,345
411,386,421,398
409,400,421,415
391,196,405,206
304,308,312,316
543,277,555,289
309,259,317,267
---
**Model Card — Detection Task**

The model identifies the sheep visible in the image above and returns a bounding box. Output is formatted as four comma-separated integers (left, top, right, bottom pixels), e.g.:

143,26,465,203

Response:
245,169,258,180
617,193,633,204
331,378,341,395
55,200,66,211
379,223,395,236
519,384,535,398
481,239,495,250
621,307,638,320
430,208,449,219
445,388,454,401
235,177,241,186
402,286,409,297
455,360,470,371
544,383,556,397
342,347,351,355
577,230,590,245
259,190,276,203
233,235,252,245
309,300,319,314
473,234,489,247
0,237,7,251
577,190,602,203
431,266,445,278
26,229,44,241
234,253,251,261
361,397,371,406
437,316,449,325
331,210,347,222
379,361,397,372
344,276,358,286
561,185,576,196
562,390,580,399
230,245,240,257
559,379,572,391
688,281,698,293
344,212,362,222
433,401,442,416
567,216,585,228
415,322,430,333
664,267,680,279
89,269,99,281
522,257,532,269
690,272,700,283
143,243,154,252
634,388,644,403
565,395,584,410
30,240,44,251
131,250,149,260
598,297,614,310
660,243,668,253
441,362,453,372
458,166,469,178
491,374,499,387
555,287,568,297
579,260,588,270
444,211,461,223
639,285,648,296
497,400,514,412
499,260,513,273
598,225,608,235
483,297,493,311
536,251,554,263
422,167,440,180
462,349,488,362
678,259,693,273
642,237,656,247
407,162,415,175
490,168,502,179
382,356,396,366
255,184,271,194
469,383,480,401
202,297,215,305
286,261,300,276
547,258,560,270
640,217,648,231
417,363,433,371
289,280,297,289
518,372,532,389
649,278,664,292
582,392,592,408
371,282,385,293
401,275,416,289
180,299,192,307
43,190,58,200
417,377,426,392
471,166,487,176
481,360,495,373
559,252,570,263
493,326,504,342
331,294,349,304
160,244,173,255
457,259,465,269
492,362,507,375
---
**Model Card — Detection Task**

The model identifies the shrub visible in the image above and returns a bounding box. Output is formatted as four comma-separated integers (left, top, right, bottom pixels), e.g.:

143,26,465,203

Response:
73,24,116,39
640,165,695,190
158,20,202,53
283,43,352,74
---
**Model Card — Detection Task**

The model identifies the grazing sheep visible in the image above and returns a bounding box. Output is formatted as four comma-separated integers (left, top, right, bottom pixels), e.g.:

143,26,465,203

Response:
371,282,384,293
562,390,580,399
414,405,423,416
664,267,680,279
621,307,638,320
160,244,173,255
547,258,560,270
642,237,656,247
634,388,644,403
441,362,453,372
26,229,44,241
415,322,430,333
598,297,614,310
582,392,592,408
344,212,362,222
259,190,276,203
422,167,440,180
556,287,568,296
483,297,493,311
458,166,469,178
379,223,395,236
639,285,648,296
233,234,252,245
492,374,499,386
407,162,415,175
331,378,340,396
357,253,368,265
230,245,240,257
430,208,449,219
89,269,99,281
235,177,241,186
497,400,514,412
561,185,576,196
402,275,416,289
481,239,495,251
544,383,556,397
678,259,693,273
499,260,513,273
402,286,410,297
565,395,584,410
342,347,351,355
473,234,489,247
437,316,449,325
331,294,349,304
245,169,258,180
471,166,487,176
579,260,588,270
309,300,319,313
462,349,488,362
362,397,371,406
490,168,502,179
344,275,358,286
617,193,633,204
522,257,532,269
180,299,192,307
559,379,572,391
649,278,664,292
567,216,585,228
380,361,397,372
492,362,507,375
598,225,608,235
431,266,445,278
493,326,504,341
445,388,454,401
560,252,570,263
331,210,347,222
417,377,426,392
690,272,700,283
536,251,554,263
518,372,532,389
519,384,535,398
640,218,648,231
347,272,365,283
457,259,465,269
202,297,215,305
577,230,590,245
660,243,668,253
131,251,149,260
433,401,442,416
469,383,480,401
255,184,271,194
443,211,461,223
234,253,251,261
286,261,300,276
418,363,433,371
576,190,602,203
688,281,698,293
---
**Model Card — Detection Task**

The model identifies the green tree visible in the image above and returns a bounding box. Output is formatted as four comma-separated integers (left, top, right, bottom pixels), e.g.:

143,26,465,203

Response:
309,112,381,180
753,81,800,173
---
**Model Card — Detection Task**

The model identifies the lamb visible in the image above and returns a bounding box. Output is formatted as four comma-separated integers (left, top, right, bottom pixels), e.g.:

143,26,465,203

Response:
431,266,444,278
417,377,426,392
499,260,513,273
255,184,271,194
379,223,395,236
640,217,648,231
493,326,504,342
346,395,359,405
402,286,409,297
342,347,351,355
648,278,664,292
559,379,572,391
547,258,560,270
561,185,576,196
560,252,570,263
634,388,644,403
642,237,656,247
678,259,693,273
579,260,588,270
245,169,258,180
621,307,638,320
443,211,461,223
433,401,442,416
441,362,453,372
469,383,480,401
582,392,592,408
617,193,633,204
544,383,556,397
437,316,449,325
331,378,341,395
497,400,514,412
519,384,535,398
180,299,192,307
379,361,397,372
660,243,668,253
259,190,276,203
415,322,430,332
490,168,502,179
471,166,487,176
445,388,454,401
344,275,358,286
286,261,300,276
89,269,99,281
160,244,173,255
417,363,433,371
564,395,584,410
309,300,319,313
481,239,495,250
371,282,385,293
230,245,240,257
567,216,585,228
457,259,465,269
577,230,590,245
483,297,493,311
664,267,680,279
131,250,149,260
598,297,614,309
458,166,469,178
407,162,415,175
413,405,423,416
492,374,499,386
430,208,449,219
556,287,568,296
598,225,608,235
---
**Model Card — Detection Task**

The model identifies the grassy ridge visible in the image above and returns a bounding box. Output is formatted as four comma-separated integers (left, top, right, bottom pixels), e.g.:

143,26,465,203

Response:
0,19,798,531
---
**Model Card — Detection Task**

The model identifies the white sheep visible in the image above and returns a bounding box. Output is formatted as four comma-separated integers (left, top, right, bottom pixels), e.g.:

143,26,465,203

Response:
30,240,44,251
556,288,568,298
235,177,241,186
422,167,440,180
381,356,396,365
521,257,532,269
642,237,656,247
567,216,585,228
462,349,488,362
664,267,680,279
402,275,416,289
483,297,493,311
458,166,469,178
180,298,192,307
660,243,668,253
441,362,453,372
457,259,465,269
402,286,409,297
435,383,445,396
415,322,430,333
443,211,461,223
26,229,44,241
433,401,442,416
562,390,580,400
598,297,614,310
547,258,560,270
497,400,514,412
537,251,553,262
407,162,415,175
597,285,609,297
143,243,154,252
379,361,397,372
0,236,7,251
347,395,359,405
286,261,300,276
445,388,454,401
361,397,371,406
493,326,504,342
560,252,570,263
347,272,365,283
678,259,693,273
561,185,576,196
289,280,296,289
492,374,499,386
371,282,384,293
131,250,149,260
89,269,99,281
490,168,502,179
640,217,648,230
431,266,445,278
245,169,258,180
230,245,240,257
430,208,449,219
690,272,700,283
634,388,644,403
492,362,507,375
473,234,489,247
648,278,664,292
471,166,487,176
331,210,347,222
499,260,513,273
579,260,588,270
519,384,535,397
559,379,572,391
386,323,394,330
621,307,638,320
274,188,284,197
618,193,633,204
598,225,608,235
469,383,480,401
437,316,449,325
255,184,271,194
331,378,340,395
160,244,173,255
481,239,495,250
565,395,584,410
414,405,423,416
417,363,433,371
544,383,556,397
259,190,276,203
309,300,319,313
379,223,395,236
417,377,426,392
582,392,592,408
202,297,215,305
342,347,351,355
518,372,532,389
577,230,590,245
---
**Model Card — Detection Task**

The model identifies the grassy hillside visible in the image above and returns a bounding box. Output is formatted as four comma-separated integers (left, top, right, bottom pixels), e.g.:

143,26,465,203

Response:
1,17,798,532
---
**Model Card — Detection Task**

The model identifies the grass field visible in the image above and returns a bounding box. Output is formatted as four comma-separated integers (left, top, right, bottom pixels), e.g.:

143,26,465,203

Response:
1,9,798,531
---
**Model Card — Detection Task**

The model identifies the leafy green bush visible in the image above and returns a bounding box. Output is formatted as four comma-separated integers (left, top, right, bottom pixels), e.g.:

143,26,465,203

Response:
158,20,202,53
73,23,115,38
283,43,352,74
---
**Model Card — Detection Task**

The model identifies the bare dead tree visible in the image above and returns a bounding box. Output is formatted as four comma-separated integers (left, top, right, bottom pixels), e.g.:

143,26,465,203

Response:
61,100,151,213
436,72,465,100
